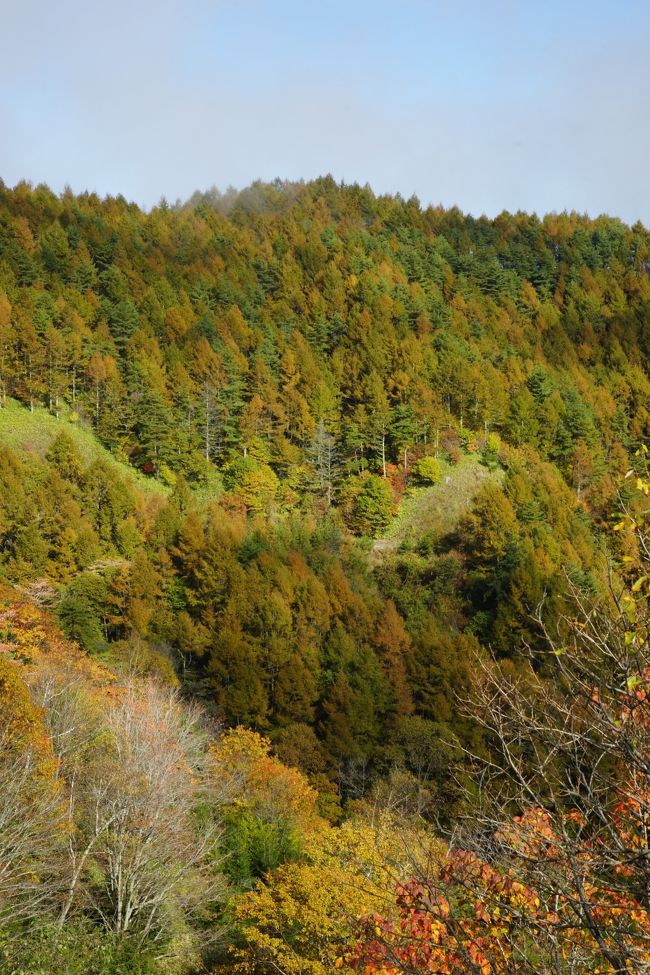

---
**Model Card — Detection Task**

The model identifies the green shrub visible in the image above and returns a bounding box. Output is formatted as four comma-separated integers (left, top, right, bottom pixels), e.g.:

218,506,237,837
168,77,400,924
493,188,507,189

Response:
413,456,443,484
0,922,161,975
223,810,302,887
352,475,393,537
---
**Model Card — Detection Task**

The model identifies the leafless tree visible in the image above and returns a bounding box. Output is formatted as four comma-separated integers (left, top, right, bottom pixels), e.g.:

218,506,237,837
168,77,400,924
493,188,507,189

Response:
29,667,227,953
0,736,64,931
435,561,650,975
86,680,225,943
308,417,340,507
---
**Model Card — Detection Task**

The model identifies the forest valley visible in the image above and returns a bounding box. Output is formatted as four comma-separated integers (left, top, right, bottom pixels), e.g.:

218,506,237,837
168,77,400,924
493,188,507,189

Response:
0,177,650,972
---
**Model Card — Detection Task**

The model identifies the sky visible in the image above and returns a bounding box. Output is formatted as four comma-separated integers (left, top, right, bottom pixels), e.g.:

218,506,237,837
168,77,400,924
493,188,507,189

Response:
1,0,649,223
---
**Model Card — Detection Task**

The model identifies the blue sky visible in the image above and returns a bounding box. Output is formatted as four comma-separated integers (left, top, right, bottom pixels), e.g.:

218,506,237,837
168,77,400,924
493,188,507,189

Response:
2,0,649,222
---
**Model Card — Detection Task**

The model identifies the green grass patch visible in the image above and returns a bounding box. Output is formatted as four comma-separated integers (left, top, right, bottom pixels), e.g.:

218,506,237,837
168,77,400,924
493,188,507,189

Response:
377,455,504,557
0,399,167,499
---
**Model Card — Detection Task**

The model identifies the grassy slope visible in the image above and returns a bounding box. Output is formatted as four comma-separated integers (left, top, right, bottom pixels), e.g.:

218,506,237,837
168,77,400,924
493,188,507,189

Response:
0,399,167,499
371,456,504,563
0,401,498,547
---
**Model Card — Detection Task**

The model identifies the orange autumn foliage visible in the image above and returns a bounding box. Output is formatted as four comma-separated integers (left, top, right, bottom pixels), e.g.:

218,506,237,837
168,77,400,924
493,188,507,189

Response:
0,583,115,691
210,726,324,841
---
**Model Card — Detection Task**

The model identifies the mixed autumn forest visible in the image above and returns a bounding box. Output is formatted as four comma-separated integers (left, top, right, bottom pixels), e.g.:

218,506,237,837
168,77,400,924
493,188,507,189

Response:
1,176,650,973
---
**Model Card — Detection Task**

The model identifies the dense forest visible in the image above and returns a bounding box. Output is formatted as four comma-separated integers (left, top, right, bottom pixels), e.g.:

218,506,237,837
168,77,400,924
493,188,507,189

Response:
1,177,650,973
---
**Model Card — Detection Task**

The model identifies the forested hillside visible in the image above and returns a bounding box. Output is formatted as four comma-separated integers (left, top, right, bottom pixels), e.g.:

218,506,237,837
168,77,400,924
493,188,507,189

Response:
2,177,650,972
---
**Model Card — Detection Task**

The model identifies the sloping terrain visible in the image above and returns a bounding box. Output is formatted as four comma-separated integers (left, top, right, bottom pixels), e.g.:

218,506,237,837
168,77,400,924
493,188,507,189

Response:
371,456,503,563
0,398,166,498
